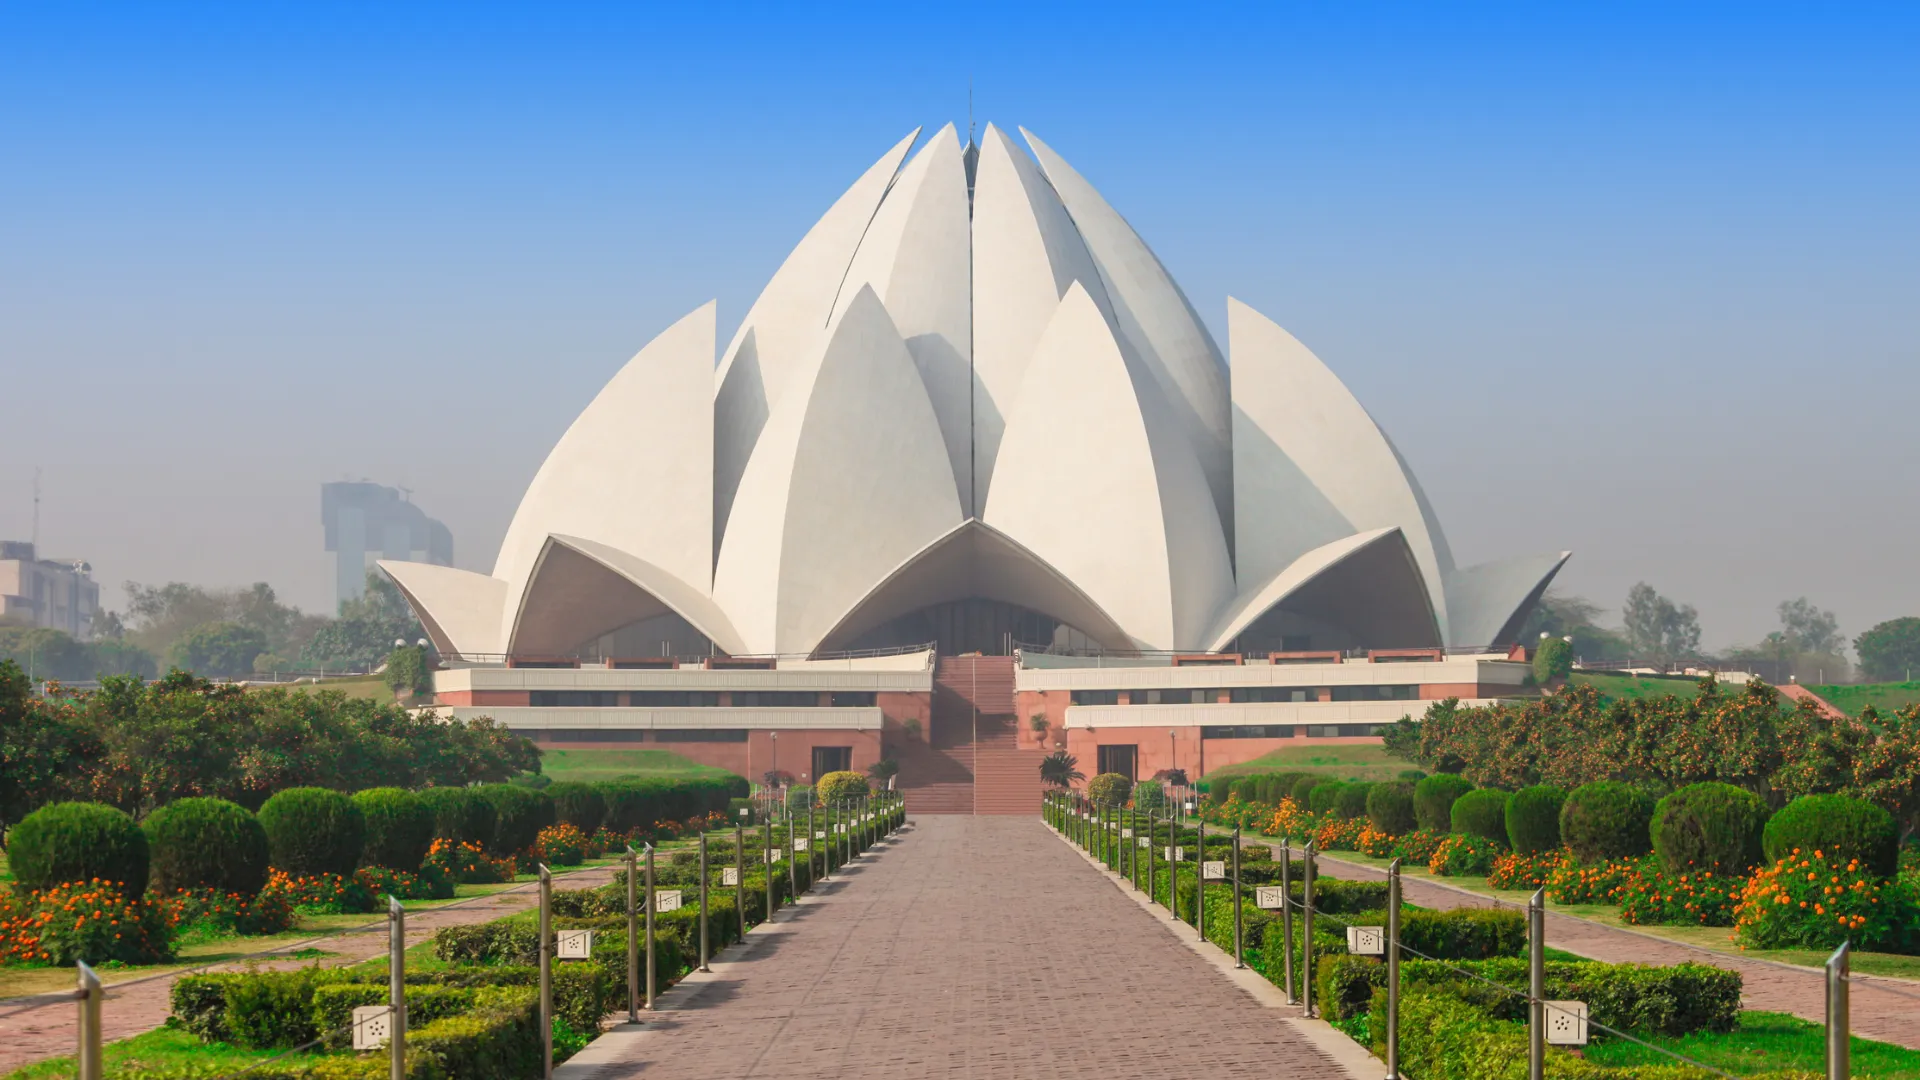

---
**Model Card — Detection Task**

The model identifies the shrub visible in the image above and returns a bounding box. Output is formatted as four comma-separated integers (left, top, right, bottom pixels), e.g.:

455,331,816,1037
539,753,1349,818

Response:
1333,781,1374,821
1413,775,1473,833
1450,789,1510,844
164,885,295,938
1651,782,1770,877
1761,794,1900,879
1428,834,1502,877
1314,816,1365,850
143,797,269,897
261,869,376,914
1087,772,1131,807
1615,859,1740,927
1487,850,1570,890
1504,785,1566,855
1132,780,1166,812
1307,781,1349,816
354,865,451,901
1264,772,1310,804
1365,781,1417,835
352,787,435,873
1390,829,1447,864
1291,775,1329,806
418,785,497,847
1231,777,1261,804
1559,781,1655,864
1532,637,1573,683
1735,849,1920,952
815,771,869,805
475,783,555,855
1545,857,1638,905
544,781,608,833
786,784,815,811
6,802,150,897
536,823,589,867
424,838,511,885
1355,823,1399,857
0,882,175,965
257,787,366,877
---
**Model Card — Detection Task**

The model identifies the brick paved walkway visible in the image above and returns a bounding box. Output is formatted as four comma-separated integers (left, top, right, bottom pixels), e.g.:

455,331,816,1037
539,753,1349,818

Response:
573,818,1354,1080
1313,854,1920,1050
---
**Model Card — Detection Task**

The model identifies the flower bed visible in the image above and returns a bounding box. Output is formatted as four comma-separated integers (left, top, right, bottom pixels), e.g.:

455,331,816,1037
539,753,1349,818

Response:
1546,857,1640,905
164,886,295,940
261,869,377,915
1735,849,1920,952
1615,861,1741,927
1428,834,1503,877
1487,850,1570,890
0,881,177,966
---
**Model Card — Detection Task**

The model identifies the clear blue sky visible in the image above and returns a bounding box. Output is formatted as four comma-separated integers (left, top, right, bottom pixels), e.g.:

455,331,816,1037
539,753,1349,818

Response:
2,3,1915,653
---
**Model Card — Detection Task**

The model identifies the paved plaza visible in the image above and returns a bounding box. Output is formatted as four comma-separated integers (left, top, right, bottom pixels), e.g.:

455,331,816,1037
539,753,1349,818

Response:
565,816,1354,1080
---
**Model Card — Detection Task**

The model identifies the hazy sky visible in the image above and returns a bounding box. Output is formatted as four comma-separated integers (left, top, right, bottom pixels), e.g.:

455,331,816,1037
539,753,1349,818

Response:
2,3,1915,652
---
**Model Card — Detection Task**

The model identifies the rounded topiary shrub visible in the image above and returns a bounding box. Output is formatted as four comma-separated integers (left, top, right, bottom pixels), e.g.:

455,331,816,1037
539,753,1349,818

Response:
1560,781,1656,864
475,784,554,855
1651,782,1770,877
1292,775,1329,806
1366,782,1418,835
1087,772,1131,807
1232,777,1261,804
143,796,269,896
352,788,435,872
1505,785,1568,855
7,801,150,896
544,781,607,833
1414,775,1474,833
1268,772,1310,804
816,771,870,806
417,786,497,847
1132,780,1167,812
1307,781,1349,816
1761,794,1899,878
1450,789,1510,844
1334,781,1375,821
258,787,366,877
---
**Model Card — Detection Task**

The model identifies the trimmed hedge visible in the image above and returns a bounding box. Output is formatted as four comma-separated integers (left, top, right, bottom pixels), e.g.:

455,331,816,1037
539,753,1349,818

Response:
1307,781,1349,816
1414,775,1474,833
1291,774,1329,806
474,783,554,855
1560,781,1655,864
1333,781,1376,821
1761,794,1899,878
1651,782,1769,877
418,785,497,847
1087,772,1131,807
598,775,740,833
1450,789,1510,845
6,801,151,896
1133,780,1167,812
258,787,366,877
143,796,269,896
816,770,869,804
544,781,607,833
1366,782,1417,835
352,787,435,873
1504,785,1566,855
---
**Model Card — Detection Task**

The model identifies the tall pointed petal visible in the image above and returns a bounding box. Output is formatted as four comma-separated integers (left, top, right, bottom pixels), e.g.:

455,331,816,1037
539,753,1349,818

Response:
507,535,746,657
985,283,1234,650
377,561,507,658
713,285,965,654
713,128,921,550
1444,552,1573,649
1204,529,1441,652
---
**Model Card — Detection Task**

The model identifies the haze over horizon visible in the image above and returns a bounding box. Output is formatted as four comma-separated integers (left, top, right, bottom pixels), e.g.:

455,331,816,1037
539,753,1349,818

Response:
2,3,1915,654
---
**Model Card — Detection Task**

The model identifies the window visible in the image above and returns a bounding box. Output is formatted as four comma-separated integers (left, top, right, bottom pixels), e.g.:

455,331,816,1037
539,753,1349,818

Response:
1096,744,1137,779
812,746,852,776
1228,687,1314,704
1126,688,1211,705
544,728,645,742
731,691,821,707
655,729,748,742
828,691,877,707
1202,725,1296,740
630,690,719,707
1070,689,1119,706
1329,685,1416,702
1305,724,1383,738
529,691,620,708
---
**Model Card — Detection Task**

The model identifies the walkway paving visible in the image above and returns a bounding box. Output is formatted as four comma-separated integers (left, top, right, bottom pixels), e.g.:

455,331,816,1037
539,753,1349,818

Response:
568,818,1355,1080
1312,853,1920,1050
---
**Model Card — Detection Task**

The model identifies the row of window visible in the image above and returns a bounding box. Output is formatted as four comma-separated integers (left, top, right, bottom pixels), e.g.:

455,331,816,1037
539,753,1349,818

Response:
527,690,878,708
1198,723,1386,740
1068,686,1416,706
512,728,751,743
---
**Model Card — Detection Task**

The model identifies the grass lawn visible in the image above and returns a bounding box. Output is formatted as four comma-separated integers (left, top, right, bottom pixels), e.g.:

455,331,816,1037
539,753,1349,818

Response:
3,1024,298,1080
538,748,744,784
1202,744,1421,784
1585,1011,1920,1079
1809,681,1920,717
1313,849,1920,981
1569,672,1708,702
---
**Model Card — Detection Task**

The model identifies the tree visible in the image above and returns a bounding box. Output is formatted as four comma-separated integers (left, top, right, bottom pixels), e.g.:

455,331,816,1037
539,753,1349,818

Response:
1533,637,1573,684
1039,750,1083,789
303,570,425,669
1622,583,1701,664
1855,618,1920,682
866,759,898,784
383,645,433,698
1778,598,1843,656
0,660,96,826
170,622,269,677
1520,591,1630,661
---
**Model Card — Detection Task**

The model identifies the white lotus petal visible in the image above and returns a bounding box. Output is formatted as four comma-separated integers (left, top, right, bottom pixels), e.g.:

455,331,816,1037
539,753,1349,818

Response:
1204,529,1441,653
1443,552,1572,649
377,561,507,658
507,535,745,657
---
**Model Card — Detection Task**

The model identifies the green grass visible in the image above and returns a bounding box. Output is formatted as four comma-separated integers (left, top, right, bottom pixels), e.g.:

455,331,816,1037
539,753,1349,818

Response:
3,1025,299,1080
1202,744,1422,784
537,747,744,784
1585,1011,1920,1078
1570,671,1708,701
1809,681,1920,717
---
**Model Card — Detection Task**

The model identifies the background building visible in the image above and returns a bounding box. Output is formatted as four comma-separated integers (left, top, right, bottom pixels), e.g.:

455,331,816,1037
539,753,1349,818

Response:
321,482,453,611
0,541,99,639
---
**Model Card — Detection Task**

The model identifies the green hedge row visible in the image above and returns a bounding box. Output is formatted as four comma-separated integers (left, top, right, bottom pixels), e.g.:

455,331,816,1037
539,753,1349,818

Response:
1370,989,1728,1080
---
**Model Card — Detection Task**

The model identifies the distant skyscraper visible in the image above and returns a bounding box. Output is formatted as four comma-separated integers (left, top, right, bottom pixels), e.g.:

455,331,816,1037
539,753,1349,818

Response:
321,482,452,610
0,541,99,639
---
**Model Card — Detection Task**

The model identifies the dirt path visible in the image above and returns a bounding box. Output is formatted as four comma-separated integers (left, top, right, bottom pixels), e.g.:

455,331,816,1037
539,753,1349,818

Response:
0,865,618,1074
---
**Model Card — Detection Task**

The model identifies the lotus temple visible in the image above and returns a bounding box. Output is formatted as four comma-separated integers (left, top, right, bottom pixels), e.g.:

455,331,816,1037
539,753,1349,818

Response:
379,123,1568,813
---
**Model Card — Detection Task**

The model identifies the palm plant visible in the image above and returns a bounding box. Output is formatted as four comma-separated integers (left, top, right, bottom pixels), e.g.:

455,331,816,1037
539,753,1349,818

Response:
1040,750,1084,789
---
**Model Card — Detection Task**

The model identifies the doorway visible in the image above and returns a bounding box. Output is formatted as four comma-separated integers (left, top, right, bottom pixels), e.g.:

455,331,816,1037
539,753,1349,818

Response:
812,745,852,779
1096,744,1137,781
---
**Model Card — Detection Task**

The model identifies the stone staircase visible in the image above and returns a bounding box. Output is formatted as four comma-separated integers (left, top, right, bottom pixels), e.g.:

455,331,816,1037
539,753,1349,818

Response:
897,655,1043,815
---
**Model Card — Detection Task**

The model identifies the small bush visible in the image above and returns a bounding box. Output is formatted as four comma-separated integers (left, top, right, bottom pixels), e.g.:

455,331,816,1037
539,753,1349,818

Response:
257,787,366,877
1559,781,1655,864
261,869,376,914
1545,857,1638,905
1532,637,1573,683
816,771,869,805
1365,781,1417,835
1487,850,1570,890
424,838,511,885
353,787,435,873
1428,834,1502,877
418,785,498,847
1390,829,1447,864
786,784,815,811
1761,794,1900,879
143,797,269,897
1132,780,1166,812
1615,859,1740,927
1413,775,1473,833
164,885,295,938
1735,849,1920,952
0,882,176,965
1450,789,1510,844
545,781,608,833
1087,772,1132,807
476,783,555,855
1291,775,1329,806
1651,782,1769,877
1231,776,1261,804
6,802,150,897
536,823,589,867
1504,785,1567,855
1333,781,1374,821
1307,781,1349,816
1264,772,1310,804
